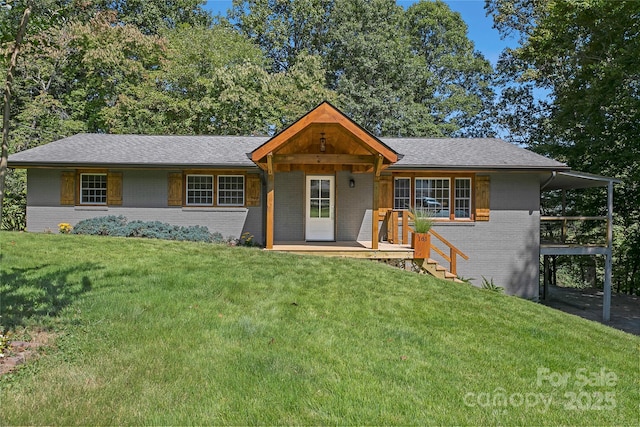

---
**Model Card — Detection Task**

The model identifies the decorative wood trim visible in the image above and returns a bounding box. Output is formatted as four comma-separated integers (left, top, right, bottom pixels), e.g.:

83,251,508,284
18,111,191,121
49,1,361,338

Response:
60,171,76,205
475,175,490,221
267,153,274,176
378,175,393,210
273,154,376,165
167,173,183,206
107,172,123,206
246,174,261,207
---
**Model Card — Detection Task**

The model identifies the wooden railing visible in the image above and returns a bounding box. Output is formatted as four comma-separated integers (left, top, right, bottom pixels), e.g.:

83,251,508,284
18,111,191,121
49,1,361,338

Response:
382,210,469,275
540,216,608,245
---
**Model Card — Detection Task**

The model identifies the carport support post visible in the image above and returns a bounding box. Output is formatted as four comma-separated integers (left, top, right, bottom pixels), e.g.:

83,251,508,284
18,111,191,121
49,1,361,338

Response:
603,180,613,322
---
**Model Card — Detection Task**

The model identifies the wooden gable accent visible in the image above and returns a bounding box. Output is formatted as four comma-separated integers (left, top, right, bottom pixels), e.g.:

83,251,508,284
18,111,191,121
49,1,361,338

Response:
251,102,398,172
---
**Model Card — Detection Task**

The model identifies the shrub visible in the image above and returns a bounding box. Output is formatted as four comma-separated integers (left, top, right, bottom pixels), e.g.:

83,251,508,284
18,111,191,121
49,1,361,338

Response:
71,216,127,236
71,216,223,243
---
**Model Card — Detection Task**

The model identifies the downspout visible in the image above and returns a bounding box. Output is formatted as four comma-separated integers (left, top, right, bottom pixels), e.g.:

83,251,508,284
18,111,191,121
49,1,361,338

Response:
540,171,557,191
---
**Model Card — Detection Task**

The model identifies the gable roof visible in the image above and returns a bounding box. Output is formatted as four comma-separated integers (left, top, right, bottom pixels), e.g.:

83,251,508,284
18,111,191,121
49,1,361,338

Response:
251,101,399,166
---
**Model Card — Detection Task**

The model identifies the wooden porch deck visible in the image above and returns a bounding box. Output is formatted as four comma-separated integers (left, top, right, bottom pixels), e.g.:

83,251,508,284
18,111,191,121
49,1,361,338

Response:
269,241,414,259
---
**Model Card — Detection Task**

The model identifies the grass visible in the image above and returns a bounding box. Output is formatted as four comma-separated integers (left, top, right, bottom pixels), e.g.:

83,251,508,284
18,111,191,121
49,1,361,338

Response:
1,231,638,425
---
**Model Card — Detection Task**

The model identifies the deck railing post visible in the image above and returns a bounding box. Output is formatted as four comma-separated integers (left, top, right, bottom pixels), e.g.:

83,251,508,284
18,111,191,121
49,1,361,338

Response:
450,248,456,275
402,210,409,245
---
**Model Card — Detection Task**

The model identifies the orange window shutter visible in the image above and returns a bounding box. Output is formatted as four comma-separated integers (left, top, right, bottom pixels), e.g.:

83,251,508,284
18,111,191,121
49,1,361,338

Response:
246,174,261,207
60,172,76,205
378,175,393,210
107,172,123,205
475,175,490,221
168,173,183,206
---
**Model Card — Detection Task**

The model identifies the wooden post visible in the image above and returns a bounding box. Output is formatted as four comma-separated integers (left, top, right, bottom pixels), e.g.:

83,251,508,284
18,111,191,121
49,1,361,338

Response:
450,247,457,276
266,153,274,249
402,210,409,245
371,155,383,250
372,175,379,250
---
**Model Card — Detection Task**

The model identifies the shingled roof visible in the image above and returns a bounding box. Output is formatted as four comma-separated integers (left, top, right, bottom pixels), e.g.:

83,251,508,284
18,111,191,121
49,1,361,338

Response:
385,138,568,170
8,134,268,169
9,133,568,171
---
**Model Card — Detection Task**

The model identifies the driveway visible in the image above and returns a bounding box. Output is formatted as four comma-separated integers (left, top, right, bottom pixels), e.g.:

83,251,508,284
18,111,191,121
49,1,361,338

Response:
541,286,640,336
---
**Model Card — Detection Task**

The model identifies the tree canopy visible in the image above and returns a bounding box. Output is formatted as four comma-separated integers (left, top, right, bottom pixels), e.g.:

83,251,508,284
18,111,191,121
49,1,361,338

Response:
487,0,640,294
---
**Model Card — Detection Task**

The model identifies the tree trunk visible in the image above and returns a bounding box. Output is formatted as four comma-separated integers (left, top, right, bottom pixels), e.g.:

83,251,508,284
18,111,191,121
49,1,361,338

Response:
0,4,32,226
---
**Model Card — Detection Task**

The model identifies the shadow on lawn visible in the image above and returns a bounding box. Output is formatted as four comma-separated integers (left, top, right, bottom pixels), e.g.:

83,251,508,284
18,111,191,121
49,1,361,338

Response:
0,262,100,329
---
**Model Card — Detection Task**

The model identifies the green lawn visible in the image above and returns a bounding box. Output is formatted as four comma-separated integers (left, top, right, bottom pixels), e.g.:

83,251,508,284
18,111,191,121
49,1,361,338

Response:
1,232,638,425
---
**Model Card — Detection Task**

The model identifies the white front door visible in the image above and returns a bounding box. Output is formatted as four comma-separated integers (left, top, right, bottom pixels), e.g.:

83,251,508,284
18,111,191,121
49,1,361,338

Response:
306,175,335,241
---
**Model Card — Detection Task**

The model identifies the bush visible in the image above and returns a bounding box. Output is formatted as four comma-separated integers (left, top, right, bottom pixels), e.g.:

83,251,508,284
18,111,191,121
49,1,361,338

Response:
71,216,225,243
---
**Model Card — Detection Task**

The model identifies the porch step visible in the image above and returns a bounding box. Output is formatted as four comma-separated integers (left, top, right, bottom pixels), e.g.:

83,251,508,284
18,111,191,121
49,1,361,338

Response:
414,258,463,283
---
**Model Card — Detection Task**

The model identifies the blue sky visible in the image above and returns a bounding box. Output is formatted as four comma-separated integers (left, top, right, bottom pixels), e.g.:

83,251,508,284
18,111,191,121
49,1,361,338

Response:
202,0,518,66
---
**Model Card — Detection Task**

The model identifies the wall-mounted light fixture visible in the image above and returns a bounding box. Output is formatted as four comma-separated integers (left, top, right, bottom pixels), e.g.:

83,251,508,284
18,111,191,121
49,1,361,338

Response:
320,132,326,152
349,178,355,188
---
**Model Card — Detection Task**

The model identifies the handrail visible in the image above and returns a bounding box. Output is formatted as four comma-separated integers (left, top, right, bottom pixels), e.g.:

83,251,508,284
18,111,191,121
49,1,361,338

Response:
540,216,606,221
540,215,608,245
396,210,469,275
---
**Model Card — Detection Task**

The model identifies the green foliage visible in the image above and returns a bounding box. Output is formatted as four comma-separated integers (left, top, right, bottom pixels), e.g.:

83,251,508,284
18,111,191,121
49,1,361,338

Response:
410,208,433,233
488,0,640,294
1,169,26,231
481,276,504,293
70,216,225,243
231,0,495,137
0,329,10,358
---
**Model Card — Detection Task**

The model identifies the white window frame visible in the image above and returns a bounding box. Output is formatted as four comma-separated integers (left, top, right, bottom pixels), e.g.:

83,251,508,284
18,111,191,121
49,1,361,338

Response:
415,177,450,218
454,177,472,219
394,177,411,210
217,175,244,206
186,174,214,206
80,173,107,205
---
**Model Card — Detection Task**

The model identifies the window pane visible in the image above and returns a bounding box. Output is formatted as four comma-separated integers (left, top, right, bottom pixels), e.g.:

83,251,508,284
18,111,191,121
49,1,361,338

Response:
454,178,471,218
81,174,107,204
320,180,330,199
310,199,319,218
320,199,330,218
394,178,411,210
218,176,244,206
187,175,213,205
310,180,319,198
415,178,449,217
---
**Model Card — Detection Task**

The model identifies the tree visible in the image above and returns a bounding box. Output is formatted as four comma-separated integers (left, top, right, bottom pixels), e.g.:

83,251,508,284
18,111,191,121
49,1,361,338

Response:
487,0,640,294
0,1,30,228
230,0,333,72
406,0,494,136
231,0,495,137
